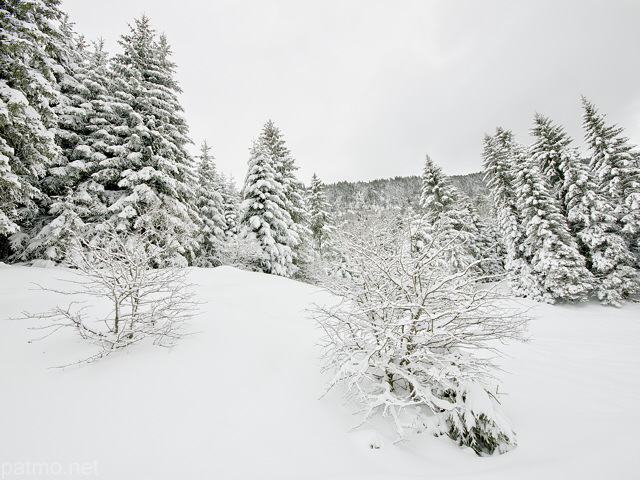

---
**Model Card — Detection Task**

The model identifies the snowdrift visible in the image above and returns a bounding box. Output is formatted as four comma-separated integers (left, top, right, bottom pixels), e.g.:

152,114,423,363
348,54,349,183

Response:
1,265,639,479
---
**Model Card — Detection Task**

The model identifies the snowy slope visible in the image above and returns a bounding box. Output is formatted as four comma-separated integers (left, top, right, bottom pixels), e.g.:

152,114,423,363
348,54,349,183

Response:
1,265,639,479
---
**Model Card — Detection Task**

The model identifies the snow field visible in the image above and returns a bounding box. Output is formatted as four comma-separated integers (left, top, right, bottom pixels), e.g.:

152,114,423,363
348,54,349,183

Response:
1,265,639,479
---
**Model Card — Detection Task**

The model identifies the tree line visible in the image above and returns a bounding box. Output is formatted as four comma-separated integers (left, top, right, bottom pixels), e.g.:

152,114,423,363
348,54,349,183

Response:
2,1,638,302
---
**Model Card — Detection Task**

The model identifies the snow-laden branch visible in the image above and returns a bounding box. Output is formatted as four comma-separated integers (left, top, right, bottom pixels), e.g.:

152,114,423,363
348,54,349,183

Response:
20,228,199,366
312,213,528,455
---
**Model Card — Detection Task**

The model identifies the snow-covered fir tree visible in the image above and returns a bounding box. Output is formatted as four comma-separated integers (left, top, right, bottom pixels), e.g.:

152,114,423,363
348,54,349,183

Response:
240,138,298,277
531,114,581,209
467,200,505,280
483,128,540,296
419,154,458,217
194,140,226,266
0,0,73,256
563,156,640,305
419,155,483,273
258,120,313,274
582,97,640,264
239,120,313,276
308,173,334,255
92,16,200,266
514,151,594,303
217,173,240,237
531,113,639,305
19,39,121,261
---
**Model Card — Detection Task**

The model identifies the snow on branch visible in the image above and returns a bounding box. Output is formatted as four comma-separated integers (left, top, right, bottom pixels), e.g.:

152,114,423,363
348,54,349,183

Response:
313,213,528,455
21,228,199,366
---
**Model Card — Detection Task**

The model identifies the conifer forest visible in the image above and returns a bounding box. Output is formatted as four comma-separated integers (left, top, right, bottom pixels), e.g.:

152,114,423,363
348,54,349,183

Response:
1,1,639,478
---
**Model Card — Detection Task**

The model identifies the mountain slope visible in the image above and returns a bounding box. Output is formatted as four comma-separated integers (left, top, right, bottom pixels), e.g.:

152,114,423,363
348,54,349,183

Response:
0,265,638,479
324,172,491,216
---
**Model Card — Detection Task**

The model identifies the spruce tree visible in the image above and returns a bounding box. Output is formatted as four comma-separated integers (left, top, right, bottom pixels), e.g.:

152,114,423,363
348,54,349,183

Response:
240,140,298,276
582,97,640,264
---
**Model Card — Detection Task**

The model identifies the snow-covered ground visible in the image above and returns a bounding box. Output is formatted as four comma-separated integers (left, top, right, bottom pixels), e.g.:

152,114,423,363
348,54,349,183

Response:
1,265,639,479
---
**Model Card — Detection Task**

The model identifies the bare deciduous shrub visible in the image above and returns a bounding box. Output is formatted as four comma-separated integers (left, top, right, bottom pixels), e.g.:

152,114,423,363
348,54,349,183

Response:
25,229,199,365
314,214,528,455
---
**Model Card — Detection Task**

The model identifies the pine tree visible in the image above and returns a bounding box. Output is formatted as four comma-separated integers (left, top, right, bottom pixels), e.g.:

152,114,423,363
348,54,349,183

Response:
308,173,334,255
240,140,298,276
582,97,640,264
0,0,72,256
194,139,226,266
514,154,594,303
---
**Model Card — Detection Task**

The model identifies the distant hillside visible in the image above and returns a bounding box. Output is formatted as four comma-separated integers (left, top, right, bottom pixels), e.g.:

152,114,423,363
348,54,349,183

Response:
324,172,491,217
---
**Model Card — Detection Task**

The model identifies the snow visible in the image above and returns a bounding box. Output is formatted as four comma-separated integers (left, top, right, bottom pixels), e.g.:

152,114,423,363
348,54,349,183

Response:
1,265,639,479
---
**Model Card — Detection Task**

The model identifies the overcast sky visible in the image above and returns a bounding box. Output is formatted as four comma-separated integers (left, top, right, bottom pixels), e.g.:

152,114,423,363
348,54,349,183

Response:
62,0,640,184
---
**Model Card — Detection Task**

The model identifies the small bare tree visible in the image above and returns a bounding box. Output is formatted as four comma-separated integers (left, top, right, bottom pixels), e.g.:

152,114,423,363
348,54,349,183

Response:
26,228,199,364
314,213,528,455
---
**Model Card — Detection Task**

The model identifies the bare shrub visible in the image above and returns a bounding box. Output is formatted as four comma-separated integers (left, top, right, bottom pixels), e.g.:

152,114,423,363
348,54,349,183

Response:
314,213,528,455
25,229,199,365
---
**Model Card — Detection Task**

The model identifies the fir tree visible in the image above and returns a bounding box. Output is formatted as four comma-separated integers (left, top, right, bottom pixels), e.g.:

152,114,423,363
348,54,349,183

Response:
218,173,240,237
582,97,640,264
531,114,579,208
563,158,640,305
0,0,72,255
419,155,458,216
259,120,311,272
240,140,298,276
532,113,638,305
21,40,121,261
308,173,334,255
419,155,481,273
483,129,536,297
95,16,200,265
514,154,594,303
467,200,505,280
194,139,226,266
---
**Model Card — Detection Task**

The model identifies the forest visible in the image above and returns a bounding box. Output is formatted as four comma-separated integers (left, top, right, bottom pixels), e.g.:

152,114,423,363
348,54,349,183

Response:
1,0,640,464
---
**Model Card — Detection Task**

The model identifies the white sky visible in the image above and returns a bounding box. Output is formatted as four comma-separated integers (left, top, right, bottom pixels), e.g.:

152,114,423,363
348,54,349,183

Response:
62,0,640,184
